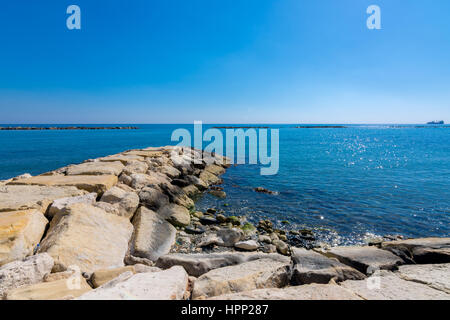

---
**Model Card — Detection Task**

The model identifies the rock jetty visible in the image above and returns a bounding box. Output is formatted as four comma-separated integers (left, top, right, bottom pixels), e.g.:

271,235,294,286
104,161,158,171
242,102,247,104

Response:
0,126,138,130
0,145,449,300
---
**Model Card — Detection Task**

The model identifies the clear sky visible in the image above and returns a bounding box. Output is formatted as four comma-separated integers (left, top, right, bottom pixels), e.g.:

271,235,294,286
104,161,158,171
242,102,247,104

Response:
0,0,449,124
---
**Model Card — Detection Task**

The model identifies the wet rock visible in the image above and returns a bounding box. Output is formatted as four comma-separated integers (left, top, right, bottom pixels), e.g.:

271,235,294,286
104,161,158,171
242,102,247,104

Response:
273,240,289,255
208,283,362,300
253,187,277,195
185,175,208,191
227,216,241,226
182,185,200,198
199,216,218,225
67,161,124,176
216,214,227,223
38,203,133,273
381,237,450,264
340,270,450,300
318,246,404,274
204,164,226,176
290,248,365,285
0,253,54,298
184,226,206,235
199,171,222,186
131,207,176,261
209,190,226,198
47,192,97,219
192,258,290,299
100,186,139,219
158,203,191,227
171,179,190,188
77,266,189,300
0,209,48,266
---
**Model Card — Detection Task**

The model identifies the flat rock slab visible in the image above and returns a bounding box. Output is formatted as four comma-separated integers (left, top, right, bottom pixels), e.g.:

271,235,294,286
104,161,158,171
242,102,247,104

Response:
67,161,124,176
207,284,362,300
291,248,365,284
0,185,86,213
91,266,136,288
156,252,290,277
77,266,189,300
47,193,97,218
0,253,54,298
6,276,92,300
38,203,133,273
340,270,450,300
319,246,404,274
131,207,176,261
0,209,48,266
8,175,118,195
98,154,145,165
192,258,290,299
124,150,164,158
381,237,450,264
397,264,450,294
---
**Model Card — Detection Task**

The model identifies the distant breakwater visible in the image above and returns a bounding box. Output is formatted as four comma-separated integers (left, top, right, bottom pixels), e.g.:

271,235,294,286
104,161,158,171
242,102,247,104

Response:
0,126,139,130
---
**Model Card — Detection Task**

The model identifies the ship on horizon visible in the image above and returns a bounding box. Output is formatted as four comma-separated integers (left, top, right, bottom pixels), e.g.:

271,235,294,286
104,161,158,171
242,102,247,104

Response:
427,120,444,125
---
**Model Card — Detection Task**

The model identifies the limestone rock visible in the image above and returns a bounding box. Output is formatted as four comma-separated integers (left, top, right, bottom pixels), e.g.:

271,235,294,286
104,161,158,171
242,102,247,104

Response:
38,203,133,274
158,165,181,179
199,171,222,186
77,266,188,300
8,175,118,195
47,193,97,218
0,185,86,213
93,201,121,216
156,252,289,277
204,164,226,176
6,276,92,300
91,266,136,288
397,264,450,293
0,253,54,298
67,161,124,176
183,185,200,198
381,237,450,264
208,284,362,300
0,209,48,266
124,150,164,158
100,186,139,219
340,270,450,300
123,160,149,175
273,239,289,255
192,258,290,299
235,240,259,251
199,228,244,247
157,203,191,227
98,154,145,165
319,246,404,274
185,175,208,191
129,173,164,190
131,207,176,261
139,187,169,210
290,248,365,285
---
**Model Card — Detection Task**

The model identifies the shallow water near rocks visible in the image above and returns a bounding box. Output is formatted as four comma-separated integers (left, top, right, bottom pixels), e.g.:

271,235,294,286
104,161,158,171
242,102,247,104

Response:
1,124,449,245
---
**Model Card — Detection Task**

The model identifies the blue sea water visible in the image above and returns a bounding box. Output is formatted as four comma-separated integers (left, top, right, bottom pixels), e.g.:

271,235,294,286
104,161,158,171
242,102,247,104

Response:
0,124,449,245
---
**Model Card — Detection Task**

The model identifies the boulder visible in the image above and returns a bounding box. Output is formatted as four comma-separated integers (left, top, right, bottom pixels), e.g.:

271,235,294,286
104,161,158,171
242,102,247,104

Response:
158,165,181,179
290,248,365,285
183,185,200,198
77,266,189,300
131,207,176,261
6,276,92,300
38,203,133,274
0,209,48,266
209,190,226,198
0,253,54,298
0,185,86,213
91,266,136,288
397,264,450,293
157,203,191,227
318,246,404,274
139,187,170,210
122,160,149,175
156,252,290,277
199,228,244,247
204,164,226,176
273,239,289,255
381,237,450,264
199,171,222,186
67,161,124,176
128,173,167,190
93,201,121,216
8,175,118,195
100,186,139,219
192,258,290,299
47,193,97,218
340,270,450,300
208,284,362,300
235,240,259,251
185,175,208,191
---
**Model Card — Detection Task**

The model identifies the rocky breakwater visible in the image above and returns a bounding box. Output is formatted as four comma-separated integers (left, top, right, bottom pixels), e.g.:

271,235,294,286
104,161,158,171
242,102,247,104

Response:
0,146,450,300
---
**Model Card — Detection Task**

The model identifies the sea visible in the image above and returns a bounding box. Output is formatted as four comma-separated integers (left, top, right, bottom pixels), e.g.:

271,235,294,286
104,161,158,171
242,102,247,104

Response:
1,124,449,245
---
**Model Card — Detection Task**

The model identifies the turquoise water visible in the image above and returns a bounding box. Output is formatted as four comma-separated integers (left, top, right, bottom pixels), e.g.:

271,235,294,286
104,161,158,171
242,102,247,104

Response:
1,124,449,244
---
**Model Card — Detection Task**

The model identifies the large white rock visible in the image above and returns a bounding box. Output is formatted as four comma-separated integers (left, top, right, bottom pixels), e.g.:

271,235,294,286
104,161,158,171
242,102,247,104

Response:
100,186,139,219
157,203,190,227
77,266,189,300
381,237,450,264
192,258,290,299
208,284,362,300
0,209,48,266
340,270,450,300
0,253,54,298
397,264,450,293
38,203,133,273
0,185,86,213
131,206,176,261
66,161,124,176
47,193,97,218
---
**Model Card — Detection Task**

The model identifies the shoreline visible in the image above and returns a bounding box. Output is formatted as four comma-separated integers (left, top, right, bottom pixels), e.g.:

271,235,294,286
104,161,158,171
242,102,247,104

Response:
0,145,449,300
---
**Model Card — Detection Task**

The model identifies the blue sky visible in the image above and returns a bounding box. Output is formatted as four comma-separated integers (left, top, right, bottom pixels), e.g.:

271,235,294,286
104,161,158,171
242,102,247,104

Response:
0,0,449,124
